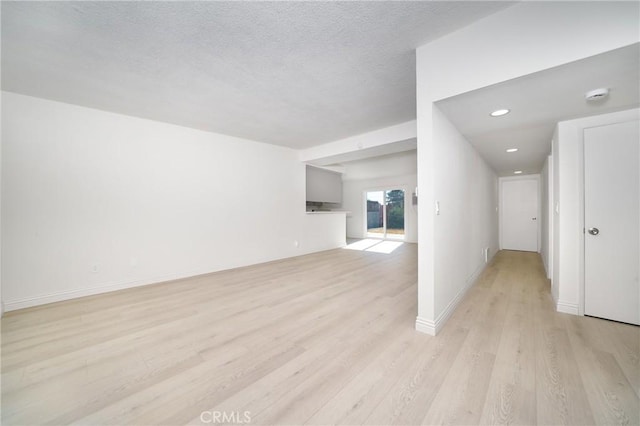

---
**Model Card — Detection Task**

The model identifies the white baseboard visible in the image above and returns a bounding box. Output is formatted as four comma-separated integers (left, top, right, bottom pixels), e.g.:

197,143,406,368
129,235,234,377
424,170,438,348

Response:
3,244,348,313
415,316,436,336
415,253,494,336
556,300,579,315
3,266,219,312
434,263,484,332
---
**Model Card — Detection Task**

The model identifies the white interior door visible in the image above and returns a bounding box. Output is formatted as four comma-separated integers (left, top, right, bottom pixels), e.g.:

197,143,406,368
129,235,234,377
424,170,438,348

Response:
584,120,639,325
501,179,538,252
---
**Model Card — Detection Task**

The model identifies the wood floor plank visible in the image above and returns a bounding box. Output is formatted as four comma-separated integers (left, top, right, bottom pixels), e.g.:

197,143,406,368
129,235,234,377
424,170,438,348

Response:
578,316,640,399
478,258,537,425
2,245,638,425
362,325,470,425
303,328,430,425
566,315,640,425
535,324,596,425
251,309,416,425
420,287,510,425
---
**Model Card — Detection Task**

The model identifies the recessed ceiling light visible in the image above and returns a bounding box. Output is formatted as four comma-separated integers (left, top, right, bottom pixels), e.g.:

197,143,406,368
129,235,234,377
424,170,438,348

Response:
506,148,518,153
490,109,510,117
514,170,523,174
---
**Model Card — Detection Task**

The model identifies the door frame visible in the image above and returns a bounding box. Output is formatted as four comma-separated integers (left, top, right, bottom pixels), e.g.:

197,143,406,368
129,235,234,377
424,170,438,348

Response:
498,175,541,252
362,187,407,241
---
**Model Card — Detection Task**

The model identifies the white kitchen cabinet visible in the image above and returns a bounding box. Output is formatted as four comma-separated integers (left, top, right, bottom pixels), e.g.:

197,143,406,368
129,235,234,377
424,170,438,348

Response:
306,165,342,203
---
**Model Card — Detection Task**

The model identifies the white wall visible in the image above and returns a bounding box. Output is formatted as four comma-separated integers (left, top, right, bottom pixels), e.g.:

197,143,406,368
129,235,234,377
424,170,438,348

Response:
343,174,418,243
416,1,639,334
432,107,498,322
540,156,550,278
552,128,560,304
0,91,3,316
341,150,416,182
341,151,417,243
1,92,346,311
299,121,416,164
553,108,640,315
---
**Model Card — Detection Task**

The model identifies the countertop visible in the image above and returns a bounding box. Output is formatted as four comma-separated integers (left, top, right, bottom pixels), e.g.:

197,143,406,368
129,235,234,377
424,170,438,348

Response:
305,210,350,214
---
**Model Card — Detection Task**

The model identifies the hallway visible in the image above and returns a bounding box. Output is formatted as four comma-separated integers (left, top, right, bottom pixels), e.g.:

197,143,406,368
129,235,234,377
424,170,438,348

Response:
439,250,639,425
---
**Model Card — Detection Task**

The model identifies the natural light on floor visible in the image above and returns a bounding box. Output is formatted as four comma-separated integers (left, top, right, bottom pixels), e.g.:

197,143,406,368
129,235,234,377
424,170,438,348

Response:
344,239,403,254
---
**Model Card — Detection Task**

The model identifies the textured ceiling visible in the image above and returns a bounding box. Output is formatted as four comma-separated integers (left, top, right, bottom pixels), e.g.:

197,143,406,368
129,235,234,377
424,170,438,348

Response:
436,44,640,176
1,1,513,149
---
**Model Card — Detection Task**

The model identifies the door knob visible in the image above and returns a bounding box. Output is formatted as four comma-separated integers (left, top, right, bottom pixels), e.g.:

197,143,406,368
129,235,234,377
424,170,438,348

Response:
588,227,600,236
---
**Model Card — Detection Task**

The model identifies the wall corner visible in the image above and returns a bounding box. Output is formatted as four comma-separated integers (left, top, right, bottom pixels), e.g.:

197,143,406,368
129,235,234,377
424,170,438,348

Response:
415,316,436,336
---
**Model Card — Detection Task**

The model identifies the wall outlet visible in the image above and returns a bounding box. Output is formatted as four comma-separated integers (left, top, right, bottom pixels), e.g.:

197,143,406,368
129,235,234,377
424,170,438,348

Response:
91,263,99,273
293,240,300,248
130,257,138,268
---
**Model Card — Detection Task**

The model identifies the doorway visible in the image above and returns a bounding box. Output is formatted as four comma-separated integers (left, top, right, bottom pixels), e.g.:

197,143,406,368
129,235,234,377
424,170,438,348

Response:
584,119,639,325
500,177,539,252
366,189,405,240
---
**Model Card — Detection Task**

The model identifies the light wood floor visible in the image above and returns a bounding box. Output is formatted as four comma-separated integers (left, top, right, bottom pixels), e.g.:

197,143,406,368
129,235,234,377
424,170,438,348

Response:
1,245,638,425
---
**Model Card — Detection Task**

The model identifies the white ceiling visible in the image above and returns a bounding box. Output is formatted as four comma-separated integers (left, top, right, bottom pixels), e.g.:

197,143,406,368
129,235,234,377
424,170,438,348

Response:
1,1,513,149
436,43,640,177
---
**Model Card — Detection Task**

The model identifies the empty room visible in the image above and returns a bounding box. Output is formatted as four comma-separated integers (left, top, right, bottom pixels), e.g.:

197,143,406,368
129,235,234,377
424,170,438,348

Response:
1,2,639,425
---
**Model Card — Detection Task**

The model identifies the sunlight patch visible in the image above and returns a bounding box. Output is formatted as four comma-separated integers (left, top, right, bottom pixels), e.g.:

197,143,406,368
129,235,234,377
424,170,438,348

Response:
344,239,380,251
366,241,403,254
344,239,403,254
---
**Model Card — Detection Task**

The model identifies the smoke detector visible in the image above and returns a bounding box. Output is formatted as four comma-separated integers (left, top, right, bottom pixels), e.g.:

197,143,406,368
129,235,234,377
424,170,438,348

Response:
585,88,609,101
